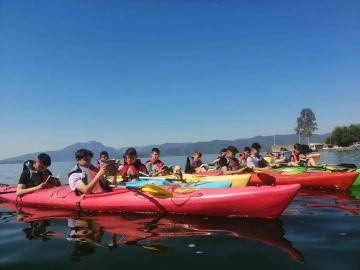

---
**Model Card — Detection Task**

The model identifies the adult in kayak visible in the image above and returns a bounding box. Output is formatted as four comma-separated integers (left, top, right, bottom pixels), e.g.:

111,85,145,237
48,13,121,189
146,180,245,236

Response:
121,147,148,181
184,151,208,173
145,148,181,177
219,146,249,175
212,148,227,164
68,149,113,195
288,143,317,166
17,153,57,196
247,143,275,171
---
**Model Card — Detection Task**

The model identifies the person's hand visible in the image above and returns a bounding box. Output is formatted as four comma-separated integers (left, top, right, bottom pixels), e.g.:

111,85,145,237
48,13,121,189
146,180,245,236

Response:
37,183,46,190
98,164,108,177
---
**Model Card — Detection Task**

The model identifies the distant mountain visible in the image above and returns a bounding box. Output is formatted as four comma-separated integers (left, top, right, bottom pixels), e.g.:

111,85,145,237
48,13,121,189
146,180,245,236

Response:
0,134,329,164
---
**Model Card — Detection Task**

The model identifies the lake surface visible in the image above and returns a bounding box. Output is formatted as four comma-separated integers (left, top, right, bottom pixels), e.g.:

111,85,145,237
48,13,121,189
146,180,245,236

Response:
1,151,360,269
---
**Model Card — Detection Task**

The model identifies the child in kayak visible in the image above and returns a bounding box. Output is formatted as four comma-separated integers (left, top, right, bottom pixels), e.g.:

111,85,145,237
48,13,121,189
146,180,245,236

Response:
121,147,148,181
247,143,276,171
184,151,208,173
212,148,227,164
68,149,114,195
274,148,291,164
239,147,251,165
219,146,249,175
17,153,58,196
288,143,317,166
145,148,182,177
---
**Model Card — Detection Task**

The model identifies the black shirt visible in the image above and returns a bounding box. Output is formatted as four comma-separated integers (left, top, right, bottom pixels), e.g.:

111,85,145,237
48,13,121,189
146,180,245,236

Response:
18,169,53,185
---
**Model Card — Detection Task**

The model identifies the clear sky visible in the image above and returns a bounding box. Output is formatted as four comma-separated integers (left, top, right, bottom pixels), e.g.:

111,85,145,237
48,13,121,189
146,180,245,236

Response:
1,0,359,159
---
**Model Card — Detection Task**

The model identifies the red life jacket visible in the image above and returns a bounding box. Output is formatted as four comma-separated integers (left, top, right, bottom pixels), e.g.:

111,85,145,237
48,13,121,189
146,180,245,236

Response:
188,156,200,169
223,156,240,171
240,152,247,164
146,159,164,171
121,159,148,181
291,151,305,162
68,164,110,195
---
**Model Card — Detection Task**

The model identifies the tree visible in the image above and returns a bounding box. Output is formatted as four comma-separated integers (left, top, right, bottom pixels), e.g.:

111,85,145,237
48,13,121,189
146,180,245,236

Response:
327,124,360,146
294,108,318,144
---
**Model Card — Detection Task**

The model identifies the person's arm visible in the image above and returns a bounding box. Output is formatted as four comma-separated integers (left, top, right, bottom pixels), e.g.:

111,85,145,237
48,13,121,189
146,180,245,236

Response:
16,171,45,196
212,158,220,164
219,158,245,175
73,166,107,194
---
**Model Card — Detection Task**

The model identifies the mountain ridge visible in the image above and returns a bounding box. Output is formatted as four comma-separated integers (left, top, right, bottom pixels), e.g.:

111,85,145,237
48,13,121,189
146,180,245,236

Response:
0,133,329,164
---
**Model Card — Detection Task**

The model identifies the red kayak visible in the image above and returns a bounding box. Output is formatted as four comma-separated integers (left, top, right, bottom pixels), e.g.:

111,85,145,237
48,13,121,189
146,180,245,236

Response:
0,184,300,219
0,202,304,262
195,170,358,190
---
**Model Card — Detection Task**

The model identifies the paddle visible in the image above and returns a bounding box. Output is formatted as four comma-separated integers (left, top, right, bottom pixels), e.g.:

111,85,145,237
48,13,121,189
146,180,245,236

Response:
115,183,173,199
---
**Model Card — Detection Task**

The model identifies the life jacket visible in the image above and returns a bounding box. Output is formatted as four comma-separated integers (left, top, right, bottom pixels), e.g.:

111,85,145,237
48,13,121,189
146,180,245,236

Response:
121,159,148,181
146,159,164,171
68,164,111,195
95,159,105,169
188,156,200,169
240,152,247,164
223,156,240,171
248,155,267,168
278,151,292,162
291,151,306,162
22,160,51,189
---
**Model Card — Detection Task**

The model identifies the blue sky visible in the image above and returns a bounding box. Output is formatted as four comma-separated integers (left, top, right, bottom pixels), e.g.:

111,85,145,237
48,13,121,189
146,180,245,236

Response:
1,0,359,159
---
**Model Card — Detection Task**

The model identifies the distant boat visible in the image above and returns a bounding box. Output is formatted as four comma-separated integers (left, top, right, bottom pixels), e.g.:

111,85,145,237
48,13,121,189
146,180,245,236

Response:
350,142,360,150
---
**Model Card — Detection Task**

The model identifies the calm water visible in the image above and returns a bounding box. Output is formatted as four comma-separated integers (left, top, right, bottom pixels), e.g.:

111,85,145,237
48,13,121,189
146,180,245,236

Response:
1,151,360,269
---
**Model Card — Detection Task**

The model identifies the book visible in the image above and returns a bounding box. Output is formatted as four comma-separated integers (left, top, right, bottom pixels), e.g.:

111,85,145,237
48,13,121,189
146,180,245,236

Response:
103,159,120,176
44,175,61,186
162,165,174,171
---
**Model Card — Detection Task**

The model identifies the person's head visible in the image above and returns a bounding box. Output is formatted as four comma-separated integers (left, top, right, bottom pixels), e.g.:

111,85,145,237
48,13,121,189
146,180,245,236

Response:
33,153,51,172
226,146,239,158
151,148,160,160
243,147,251,157
99,151,109,162
193,151,202,161
251,142,262,155
75,149,94,168
293,143,302,154
280,147,286,155
124,147,138,165
220,148,227,156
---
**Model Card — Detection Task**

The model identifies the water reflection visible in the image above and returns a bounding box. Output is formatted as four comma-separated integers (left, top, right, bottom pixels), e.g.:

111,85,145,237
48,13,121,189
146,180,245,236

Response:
0,202,304,263
287,189,360,216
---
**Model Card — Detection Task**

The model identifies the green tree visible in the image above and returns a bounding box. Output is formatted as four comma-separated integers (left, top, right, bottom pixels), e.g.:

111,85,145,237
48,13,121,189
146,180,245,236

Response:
294,108,318,144
328,124,360,146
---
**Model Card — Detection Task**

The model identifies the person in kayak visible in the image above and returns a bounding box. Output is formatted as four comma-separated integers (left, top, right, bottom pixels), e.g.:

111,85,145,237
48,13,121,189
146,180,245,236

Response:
219,146,249,175
145,148,182,177
274,148,291,164
16,153,58,196
212,148,227,164
96,151,109,169
68,149,114,195
121,147,148,181
247,143,274,171
184,151,208,173
289,143,317,166
239,147,251,165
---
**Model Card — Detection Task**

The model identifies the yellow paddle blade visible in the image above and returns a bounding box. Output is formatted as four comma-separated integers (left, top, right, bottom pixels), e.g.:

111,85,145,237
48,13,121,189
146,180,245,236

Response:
254,170,263,174
141,184,173,199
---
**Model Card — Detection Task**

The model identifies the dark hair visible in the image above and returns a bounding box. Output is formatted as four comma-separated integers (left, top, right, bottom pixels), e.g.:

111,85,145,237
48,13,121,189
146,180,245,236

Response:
294,143,302,151
244,147,251,152
100,151,109,157
251,142,261,149
151,148,160,154
227,146,239,153
75,149,94,160
37,153,51,167
124,147,137,158
220,148,227,153
280,147,287,151
194,151,202,158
